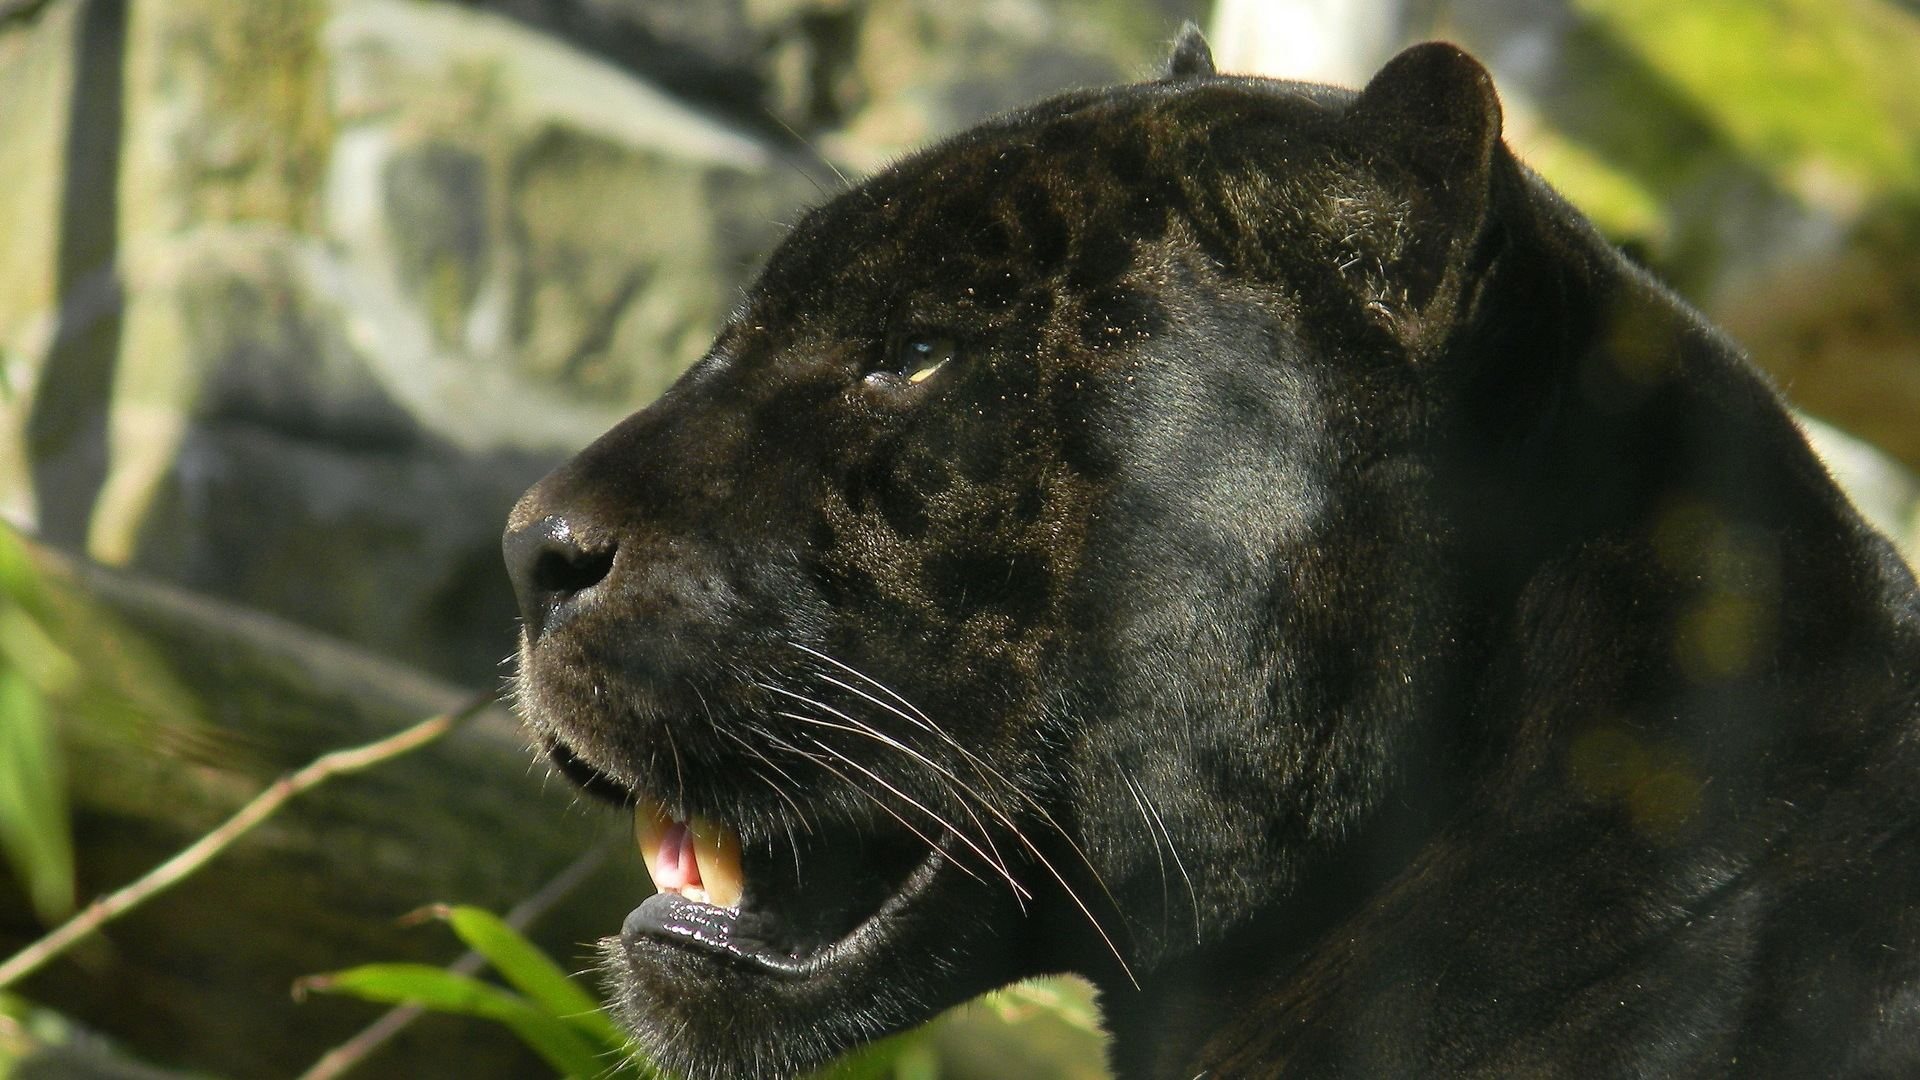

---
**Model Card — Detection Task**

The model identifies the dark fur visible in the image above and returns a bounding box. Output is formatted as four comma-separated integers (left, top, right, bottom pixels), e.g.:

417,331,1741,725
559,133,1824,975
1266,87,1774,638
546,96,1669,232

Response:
505,28,1920,1079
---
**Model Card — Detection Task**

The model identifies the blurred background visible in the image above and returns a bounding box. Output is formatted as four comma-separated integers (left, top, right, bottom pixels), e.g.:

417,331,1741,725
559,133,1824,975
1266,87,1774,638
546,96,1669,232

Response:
0,0,1915,1076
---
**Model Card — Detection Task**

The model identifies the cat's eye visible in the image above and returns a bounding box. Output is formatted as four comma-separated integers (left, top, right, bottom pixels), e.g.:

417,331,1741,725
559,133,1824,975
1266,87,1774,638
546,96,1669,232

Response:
868,335,957,388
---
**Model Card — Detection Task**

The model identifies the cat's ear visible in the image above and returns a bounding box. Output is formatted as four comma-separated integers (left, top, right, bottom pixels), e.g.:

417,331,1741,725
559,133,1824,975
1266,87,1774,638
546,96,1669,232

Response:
1343,45,1511,354
1163,22,1216,81
1349,42,1502,197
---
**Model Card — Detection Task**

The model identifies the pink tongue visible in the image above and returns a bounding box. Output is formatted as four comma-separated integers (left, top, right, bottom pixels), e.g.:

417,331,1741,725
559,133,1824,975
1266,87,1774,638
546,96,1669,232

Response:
654,822,703,891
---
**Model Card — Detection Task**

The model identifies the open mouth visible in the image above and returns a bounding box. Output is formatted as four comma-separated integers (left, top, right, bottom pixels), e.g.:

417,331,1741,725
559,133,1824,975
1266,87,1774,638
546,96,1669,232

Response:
635,801,744,908
550,740,938,973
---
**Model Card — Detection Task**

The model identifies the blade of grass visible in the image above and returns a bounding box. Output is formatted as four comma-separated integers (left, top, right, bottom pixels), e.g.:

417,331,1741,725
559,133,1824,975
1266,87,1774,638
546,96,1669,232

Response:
0,668,74,924
298,964,608,1078
297,847,620,1080
434,904,624,1047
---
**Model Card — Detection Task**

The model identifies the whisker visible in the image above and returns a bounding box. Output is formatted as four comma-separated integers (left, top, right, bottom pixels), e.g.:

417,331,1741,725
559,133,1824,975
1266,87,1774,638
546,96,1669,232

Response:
812,658,1130,943
714,724,814,818
664,723,687,816
759,683,1027,900
779,713,1032,902
797,649,1119,908
793,735,995,894
750,763,810,828
793,642,937,724
725,722,818,880
1119,772,1173,938
1124,773,1201,943
763,108,849,193
996,817,1139,988
785,645,1138,986
809,670,1017,793
804,663,1064,831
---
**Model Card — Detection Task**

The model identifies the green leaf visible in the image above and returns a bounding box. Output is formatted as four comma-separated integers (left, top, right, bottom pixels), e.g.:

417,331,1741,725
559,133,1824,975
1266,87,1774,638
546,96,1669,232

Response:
0,655,75,924
811,1030,937,1080
1583,0,1920,196
301,963,610,1078
984,978,1104,1033
890,1041,942,1080
438,905,626,1048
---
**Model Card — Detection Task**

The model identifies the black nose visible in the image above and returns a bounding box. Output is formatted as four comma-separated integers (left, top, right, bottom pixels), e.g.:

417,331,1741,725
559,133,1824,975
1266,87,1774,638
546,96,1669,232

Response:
503,514,616,641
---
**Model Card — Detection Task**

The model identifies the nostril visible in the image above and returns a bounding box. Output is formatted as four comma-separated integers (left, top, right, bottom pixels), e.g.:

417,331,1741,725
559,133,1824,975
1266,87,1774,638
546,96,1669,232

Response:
504,514,616,638
533,544,614,598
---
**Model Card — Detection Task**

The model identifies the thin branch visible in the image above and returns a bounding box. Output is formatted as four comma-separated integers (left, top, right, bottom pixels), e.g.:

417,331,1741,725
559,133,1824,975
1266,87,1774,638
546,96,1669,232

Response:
0,693,495,989
295,843,612,1080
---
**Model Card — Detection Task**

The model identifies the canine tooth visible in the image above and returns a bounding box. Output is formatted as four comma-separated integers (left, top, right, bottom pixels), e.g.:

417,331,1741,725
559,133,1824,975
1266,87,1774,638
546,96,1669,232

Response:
633,798,672,893
690,817,744,909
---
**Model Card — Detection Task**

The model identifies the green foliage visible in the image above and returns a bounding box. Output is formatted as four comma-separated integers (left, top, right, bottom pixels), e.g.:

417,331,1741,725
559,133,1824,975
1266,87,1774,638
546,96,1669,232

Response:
0,527,76,925
301,904,647,1079
299,904,1087,1079
305,963,622,1079
0,991,86,1074
1505,0,1920,285
0,526,205,928
1584,0,1920,196
437,904,627,1049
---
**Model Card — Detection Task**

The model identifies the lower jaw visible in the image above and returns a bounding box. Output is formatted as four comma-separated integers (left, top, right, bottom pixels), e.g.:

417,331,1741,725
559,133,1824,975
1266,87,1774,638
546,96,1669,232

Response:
619,893,818,974
599,932,835,1080
616,842,948,977
594,776,1090,1073
599,849,968,1080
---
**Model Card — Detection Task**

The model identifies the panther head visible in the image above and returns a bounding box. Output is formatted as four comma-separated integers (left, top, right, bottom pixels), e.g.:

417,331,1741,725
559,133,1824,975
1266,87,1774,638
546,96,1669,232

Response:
507,35,1527,1079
